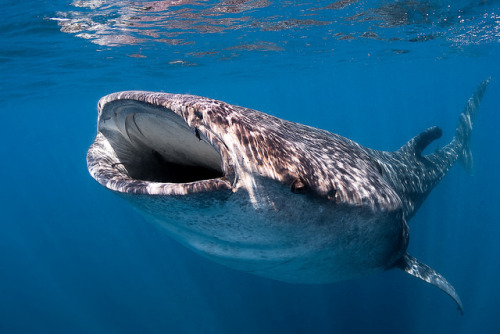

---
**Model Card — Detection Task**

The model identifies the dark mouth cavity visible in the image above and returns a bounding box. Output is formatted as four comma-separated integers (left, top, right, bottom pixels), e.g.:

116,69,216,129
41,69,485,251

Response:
101,101,224,184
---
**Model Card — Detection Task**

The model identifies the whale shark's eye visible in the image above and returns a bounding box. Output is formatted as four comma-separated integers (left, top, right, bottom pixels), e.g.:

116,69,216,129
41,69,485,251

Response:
327,188,337,201
291,178,306,194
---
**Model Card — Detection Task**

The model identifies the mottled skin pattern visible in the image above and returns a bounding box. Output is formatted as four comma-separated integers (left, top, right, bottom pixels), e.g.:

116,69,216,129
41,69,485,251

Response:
87,79,489,313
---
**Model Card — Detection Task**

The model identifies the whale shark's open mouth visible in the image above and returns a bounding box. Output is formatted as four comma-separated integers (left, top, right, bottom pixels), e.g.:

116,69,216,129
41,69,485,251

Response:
105,100,224,183
87,96,232,195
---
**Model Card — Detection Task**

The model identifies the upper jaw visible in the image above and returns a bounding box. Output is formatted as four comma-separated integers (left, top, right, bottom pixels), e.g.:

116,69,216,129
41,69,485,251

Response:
87,92,234,195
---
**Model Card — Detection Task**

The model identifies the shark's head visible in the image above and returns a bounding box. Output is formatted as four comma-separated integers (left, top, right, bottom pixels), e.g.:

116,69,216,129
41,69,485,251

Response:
88,91,402,213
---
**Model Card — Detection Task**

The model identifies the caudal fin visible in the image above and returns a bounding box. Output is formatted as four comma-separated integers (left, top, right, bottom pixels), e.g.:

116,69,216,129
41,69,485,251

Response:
455,78,491,173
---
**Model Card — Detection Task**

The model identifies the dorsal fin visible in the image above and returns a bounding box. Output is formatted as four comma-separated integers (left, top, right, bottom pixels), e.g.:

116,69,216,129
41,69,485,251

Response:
398,126,443,158
396,253,463,314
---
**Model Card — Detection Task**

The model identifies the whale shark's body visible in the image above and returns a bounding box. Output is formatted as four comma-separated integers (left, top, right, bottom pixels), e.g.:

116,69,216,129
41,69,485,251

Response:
87,80,490,313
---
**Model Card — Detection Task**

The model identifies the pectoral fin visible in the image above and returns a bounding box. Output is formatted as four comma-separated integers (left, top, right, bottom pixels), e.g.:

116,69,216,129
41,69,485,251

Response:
396,252,463,314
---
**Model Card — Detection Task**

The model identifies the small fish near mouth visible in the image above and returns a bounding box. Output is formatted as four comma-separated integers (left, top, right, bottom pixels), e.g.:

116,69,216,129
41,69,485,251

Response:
87,79,490,314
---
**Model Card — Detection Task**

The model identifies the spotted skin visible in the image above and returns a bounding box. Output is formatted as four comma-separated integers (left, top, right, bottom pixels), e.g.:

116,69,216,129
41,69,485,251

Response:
87,79,489,313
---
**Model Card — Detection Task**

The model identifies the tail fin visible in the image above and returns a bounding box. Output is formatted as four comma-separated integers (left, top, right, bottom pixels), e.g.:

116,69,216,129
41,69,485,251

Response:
455,78,491,173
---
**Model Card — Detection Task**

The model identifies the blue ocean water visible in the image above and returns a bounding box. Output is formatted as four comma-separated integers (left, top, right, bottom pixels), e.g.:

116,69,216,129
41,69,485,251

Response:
1,0,499,333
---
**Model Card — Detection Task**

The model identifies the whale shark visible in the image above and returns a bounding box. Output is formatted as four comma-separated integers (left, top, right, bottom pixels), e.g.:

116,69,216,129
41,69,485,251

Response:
87,79,490,313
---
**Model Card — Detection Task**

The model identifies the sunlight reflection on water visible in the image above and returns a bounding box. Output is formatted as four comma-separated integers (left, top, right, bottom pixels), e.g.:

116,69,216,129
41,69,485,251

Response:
49,0,500,62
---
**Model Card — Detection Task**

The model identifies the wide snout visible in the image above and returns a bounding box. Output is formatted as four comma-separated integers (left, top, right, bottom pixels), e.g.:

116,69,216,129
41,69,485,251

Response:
87,93,233,195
